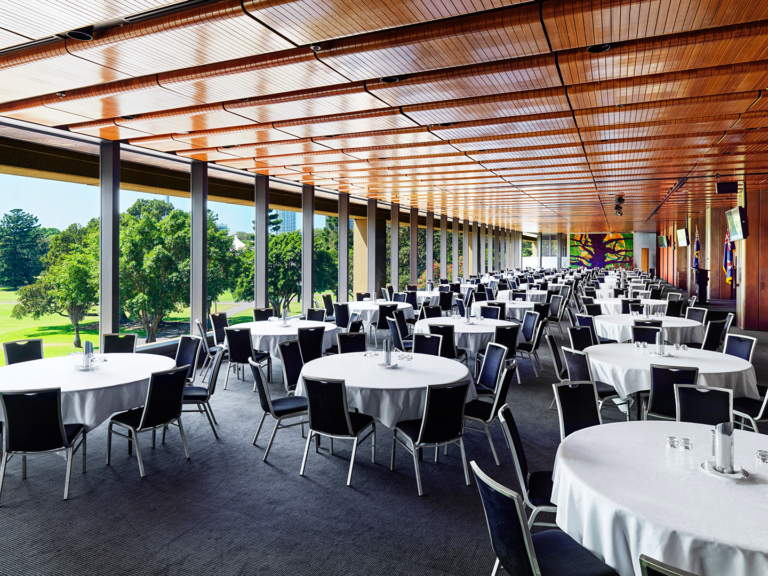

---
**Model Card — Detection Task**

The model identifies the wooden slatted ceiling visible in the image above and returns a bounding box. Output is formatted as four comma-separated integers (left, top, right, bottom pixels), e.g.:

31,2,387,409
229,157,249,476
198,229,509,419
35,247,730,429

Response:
3,0,768,230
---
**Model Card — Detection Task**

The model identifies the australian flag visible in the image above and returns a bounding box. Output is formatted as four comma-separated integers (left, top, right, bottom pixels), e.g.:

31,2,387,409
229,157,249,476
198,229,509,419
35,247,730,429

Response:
693,228,700,269
723,230,734,285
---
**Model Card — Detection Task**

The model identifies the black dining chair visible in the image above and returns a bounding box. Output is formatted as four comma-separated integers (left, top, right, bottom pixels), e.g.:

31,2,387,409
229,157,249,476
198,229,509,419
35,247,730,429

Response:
685,306,708,326
552,381,602,441
0,388,86,501
646,365,699,421
250,358,308,463
370,303,398,348
321,294,335,323
175,335,202,384
298,326,326,363
632,326,662,344
412,333,442,356
675,384,733,426
516,321,544,377
639,555,697,576
277,339,304,394
301,377,376,487
304,308,324,322
101,333,138,354
332,303,351,332
337,332,367,354
634,319,662,328
470,461,619,576
210,313,229,348
223,327,271,389
428,323,468,365
355,292,371,301
252,307,274,322
438,291,454,316
422,305,442,319
685,319,726,351
387,317,413,352
724,334,757,363
465,366,515,466
106,365,191,478
2,338,44,365
498,404,557,528
182,347,224,438
474,342,508,394
477,324,521,383
562,347,627,419
665,299,684,317
480,305,501,320
391,381,471,496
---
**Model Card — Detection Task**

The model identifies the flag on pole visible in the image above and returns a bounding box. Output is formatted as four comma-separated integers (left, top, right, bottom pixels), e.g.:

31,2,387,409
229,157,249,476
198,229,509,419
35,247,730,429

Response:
693,227,700,269
723,230,734,285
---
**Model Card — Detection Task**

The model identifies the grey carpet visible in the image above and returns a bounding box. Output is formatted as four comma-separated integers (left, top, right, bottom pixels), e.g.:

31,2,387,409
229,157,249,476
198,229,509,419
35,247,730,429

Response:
0,289,763,575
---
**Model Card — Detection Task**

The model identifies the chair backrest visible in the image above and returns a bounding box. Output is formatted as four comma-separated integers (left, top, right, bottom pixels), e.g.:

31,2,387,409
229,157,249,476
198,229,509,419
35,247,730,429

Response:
553,381,602,441
456,300,466,317
639,554,698,576
487,301,506,318
204,347,225,396
562,347,593,382
175,335,202,383
438,285,450,292
665,299,683,317
649,288,662,300
376,303,399,329
485,287,495,301
381,287,390,301
629,303,645,314
723,334,756,363
333,303,350,329
2,338,43,365
423,305,442,319
195,318,211,355
493,323,520,354
471,461,541,576
721,312,735,346
581,296,594,305
406,284,418,291
463,287,475,306
210,313,229,346
139,366,190,430
685,306,708,325
438,291,454,312
564,307,577,327
666,292,682,301
298,326,325,363
102,333,138,354
575,313,599,344
476,343,508,391
480,305,500,320
568,325,594,351
417,381,471,445
278,339,304,392
498,404,531,493
348,319,364,334
252,307,274,322
387,317,406,350
303,377,354,436
520,311,538,342
544,334,566,381
412,333,442,356
387,285,394,299
428,323,459,359
355,292,370,301
450,282,461,293
675,384,733,425
486,367,515,423
249,357,276,415
634,319,662,328
632,326,662,344
700,319,726,351
473,290,488,302
0,388,68,452
548,294,563,318
322,293,334,316
392,292,406,303
648,365,699,420
337,332,367,354
224,327,255,363
306,308,326,322
404,291,418,310
584,303,602,316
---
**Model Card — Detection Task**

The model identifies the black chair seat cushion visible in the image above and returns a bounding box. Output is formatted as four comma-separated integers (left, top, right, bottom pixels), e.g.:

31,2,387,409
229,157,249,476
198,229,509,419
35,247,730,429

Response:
349,411,374,435
209,345,224,354
271,396,308,418
456,347,469,359
325,316,336,323
403,333,414,341
253,350,270,363
598,337,617,344
394,419,422,443
594,382,618,399
64,424,84,444
685,342,702,349
517,342,535,353
532,529,619,576
733,397,765,418
464,399,494,421
111,407,144,429
405,318,418,325
325,344,339,355
527,470,555,507
182,386,209,403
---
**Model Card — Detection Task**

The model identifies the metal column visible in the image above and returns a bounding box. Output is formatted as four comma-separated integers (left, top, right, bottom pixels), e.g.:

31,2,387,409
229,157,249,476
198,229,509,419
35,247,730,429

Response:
99,141,120,343
463,218,470,280
338,192,349,302
479,224,486,274
390,203,399,291
410,207,419,284
254,174,269,309
440,214,447,281
190,160,208,335
452,217,459,282
426,211,434,281
367,198,378,296
301,184,315,313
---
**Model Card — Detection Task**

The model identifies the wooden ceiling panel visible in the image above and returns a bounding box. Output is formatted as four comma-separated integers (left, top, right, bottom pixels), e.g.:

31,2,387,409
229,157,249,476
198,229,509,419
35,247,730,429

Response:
116,109,259,138
68,121,154,140
345,144,459,159
276,115,418,138
453,130,582,152
179,128,300,149
225,92,391,124
0,27,30,50
432,112,576,139
580,118,738,142
244,0,521,45
316,130,443,150
1,105,95,126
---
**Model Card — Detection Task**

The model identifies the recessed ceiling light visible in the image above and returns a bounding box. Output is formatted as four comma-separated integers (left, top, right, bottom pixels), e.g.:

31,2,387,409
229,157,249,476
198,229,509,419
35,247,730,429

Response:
616,104,624,108
176,131,189,135
310,44,322,52
587,43,612,53
323,134,339,138
439,123,454,127
56,91,66,98
477,149,489,152
722,151,732,155
120,115,135,120
66,26,94,41
380,76,400,83
238,98,250,102
222,145,234,149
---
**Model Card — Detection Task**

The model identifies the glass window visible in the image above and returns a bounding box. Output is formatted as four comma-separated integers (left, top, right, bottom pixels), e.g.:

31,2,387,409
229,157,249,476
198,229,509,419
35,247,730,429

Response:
268,208,301,315
314,207,339,309
0,174,99,363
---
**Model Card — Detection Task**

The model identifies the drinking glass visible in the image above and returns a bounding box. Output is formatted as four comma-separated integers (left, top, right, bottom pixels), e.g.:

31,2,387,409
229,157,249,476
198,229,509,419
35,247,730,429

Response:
681,344,688,358
673,343,681,356
756,450,768,483
641,341,648,355
666,436,679,449
634,341,641,355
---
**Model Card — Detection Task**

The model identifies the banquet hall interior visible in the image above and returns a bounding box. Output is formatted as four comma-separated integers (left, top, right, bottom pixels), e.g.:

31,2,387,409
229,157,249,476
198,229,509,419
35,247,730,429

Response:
0,1,767,575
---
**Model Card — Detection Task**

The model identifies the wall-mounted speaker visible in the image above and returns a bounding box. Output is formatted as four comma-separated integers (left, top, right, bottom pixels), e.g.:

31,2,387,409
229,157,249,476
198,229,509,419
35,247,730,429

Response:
716,182,739,195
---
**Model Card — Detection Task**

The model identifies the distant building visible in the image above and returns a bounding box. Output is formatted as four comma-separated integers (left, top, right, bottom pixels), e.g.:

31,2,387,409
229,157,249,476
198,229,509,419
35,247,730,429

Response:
276,210,296,234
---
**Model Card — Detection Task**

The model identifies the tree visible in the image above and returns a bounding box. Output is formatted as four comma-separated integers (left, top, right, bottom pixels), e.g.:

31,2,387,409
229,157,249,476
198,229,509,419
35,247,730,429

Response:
265,231,301,313
522,241,533,258
269,210,282,234
0,209,47,288
11,221,99,347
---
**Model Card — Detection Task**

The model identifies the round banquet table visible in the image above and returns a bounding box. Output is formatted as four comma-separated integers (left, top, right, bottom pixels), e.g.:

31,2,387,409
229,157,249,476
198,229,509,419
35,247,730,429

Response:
472,300,533,320
586,343,759,399
594,298,667,316
552,421,768,576
526,289,548,302
296,352,476,429
593,314,703,344
416,291,457,307
593,288,615,299
238,319,337,358
347,301,414,326
414,317,515,355
0,354,176,431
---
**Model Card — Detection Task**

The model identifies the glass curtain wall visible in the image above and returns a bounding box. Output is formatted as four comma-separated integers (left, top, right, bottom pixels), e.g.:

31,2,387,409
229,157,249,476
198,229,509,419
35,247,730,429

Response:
0,174,99,363
314,201,339,310
267,207,301,315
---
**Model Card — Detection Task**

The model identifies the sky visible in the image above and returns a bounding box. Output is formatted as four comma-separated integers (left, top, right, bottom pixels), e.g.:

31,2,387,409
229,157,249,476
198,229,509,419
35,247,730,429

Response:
0,173,325,233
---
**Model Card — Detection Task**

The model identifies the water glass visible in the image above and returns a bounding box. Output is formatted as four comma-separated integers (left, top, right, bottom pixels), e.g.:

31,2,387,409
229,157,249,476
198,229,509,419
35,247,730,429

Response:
641,341,648,355
756,450,768,483
634,341,641,355
679,438,693,451
666,436,679,449
681,344,688,358
673,343,681,356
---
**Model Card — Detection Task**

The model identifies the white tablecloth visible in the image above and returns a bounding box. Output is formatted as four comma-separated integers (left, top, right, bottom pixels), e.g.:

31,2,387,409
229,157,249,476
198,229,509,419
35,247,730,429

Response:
592,288,615,299
496,290,525,302
594,314,703,344
238,320,337,358
414,317,514,355
0,354,176,431
417,291,457,306
526,290,548,302
552,421,768,576
296,352,475,429
347,301,414,326
594,298,667,315
586,343,759,399
472,300,534,320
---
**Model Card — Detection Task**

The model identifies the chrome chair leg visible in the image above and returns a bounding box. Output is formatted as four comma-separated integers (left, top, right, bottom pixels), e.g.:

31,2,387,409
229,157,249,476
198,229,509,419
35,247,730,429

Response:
82,432,86,474
152,429,156,449
223,362,231,390
133,431,146,478
459,437,470,486
178,418,190,460
263,420,281,462
371,423,376,463
491,558,501,576
347,437,359,486
412,442,423,496
207,403,218,425
252,413,266,445
0,453,7,502
300,431,313,476
106,423,113,465
64,446,73,500
330,437,334,455
390,435,396,471
22,453,26,479
202,404,218,439
483,423,500,466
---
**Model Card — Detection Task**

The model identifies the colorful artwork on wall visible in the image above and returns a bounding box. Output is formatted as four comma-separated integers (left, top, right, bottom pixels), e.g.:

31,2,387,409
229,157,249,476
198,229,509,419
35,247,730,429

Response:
570,233,633,268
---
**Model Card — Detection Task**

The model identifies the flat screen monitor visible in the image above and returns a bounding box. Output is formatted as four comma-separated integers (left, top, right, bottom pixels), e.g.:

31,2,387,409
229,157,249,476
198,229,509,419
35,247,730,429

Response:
726,206,749,241
676,228,689,247
658,236,668,248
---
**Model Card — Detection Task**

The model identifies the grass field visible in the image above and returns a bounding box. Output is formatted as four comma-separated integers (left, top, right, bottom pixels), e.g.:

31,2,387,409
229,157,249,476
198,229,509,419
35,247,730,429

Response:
0,287,330,367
